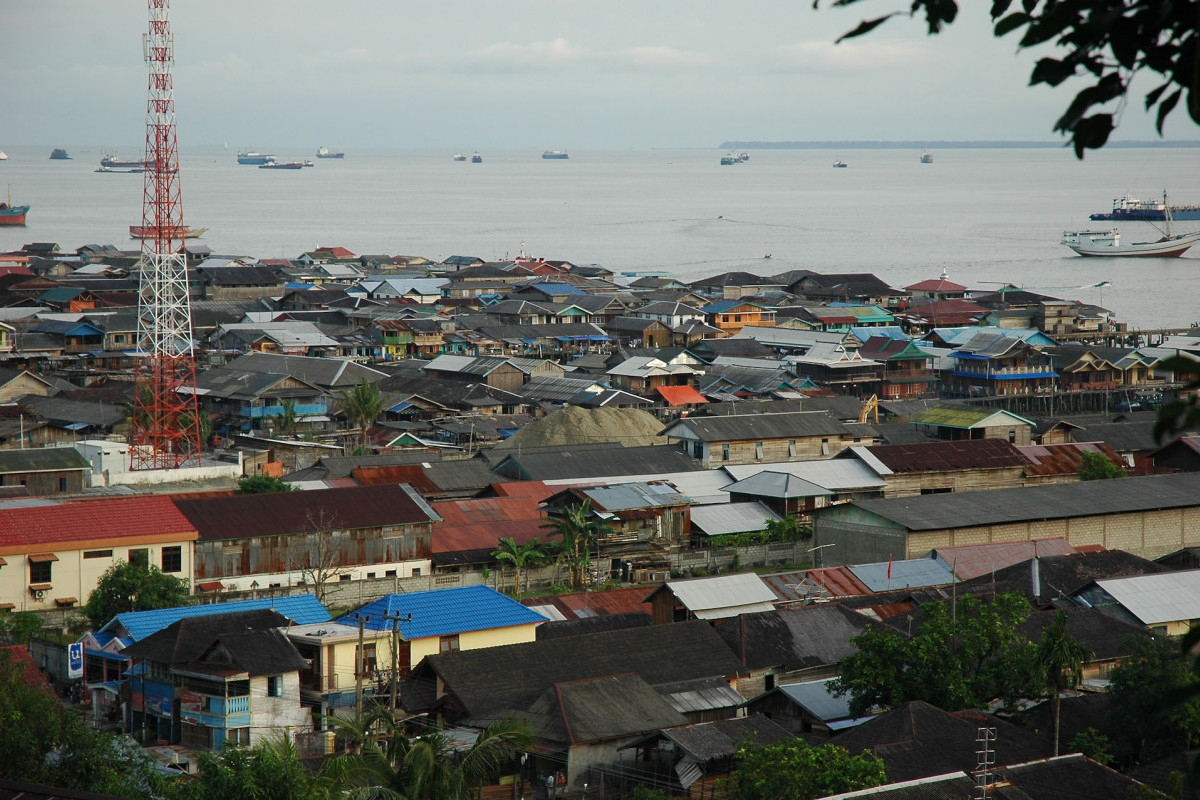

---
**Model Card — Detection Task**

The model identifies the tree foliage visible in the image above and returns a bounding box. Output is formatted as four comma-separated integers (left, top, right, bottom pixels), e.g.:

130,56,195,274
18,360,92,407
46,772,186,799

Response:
831,592,1038,716
1107,634,1200,764
167,736,327,800
1036,610,1093,756
339,380,384,454
540,499,614,590
492,536,547,595
724,738,886,800
82,559,191,630
1154,355,1200,444
235,474,297,494
819,0,1200,157
324,712,532,800
1077,450,1127,480
0,611,44,645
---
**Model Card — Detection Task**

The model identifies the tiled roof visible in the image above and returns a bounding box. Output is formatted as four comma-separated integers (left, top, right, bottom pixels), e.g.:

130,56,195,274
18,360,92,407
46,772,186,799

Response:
0,496,196,552
337,585,547,640
102,594,331,643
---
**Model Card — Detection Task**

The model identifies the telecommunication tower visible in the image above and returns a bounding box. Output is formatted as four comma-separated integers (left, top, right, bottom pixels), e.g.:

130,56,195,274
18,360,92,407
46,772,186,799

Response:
130,0,203,469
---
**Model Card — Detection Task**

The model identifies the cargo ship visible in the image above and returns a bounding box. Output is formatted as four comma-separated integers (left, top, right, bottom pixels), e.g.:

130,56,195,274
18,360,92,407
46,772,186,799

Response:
49,148,72,160
1089,194,1200,221
542,150,569,159
315,146,345,159
101,154,152,169
259,160,312,169
237,151,275,165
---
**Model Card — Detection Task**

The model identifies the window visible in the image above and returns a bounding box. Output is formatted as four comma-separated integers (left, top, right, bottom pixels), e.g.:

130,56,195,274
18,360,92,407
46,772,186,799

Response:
128,549,149,568
29,560,52,584
267,675,283,698
161,546,182,573
788,440,796,458
755,442,763,461
1008,429,1017,443
358,643,377,677
228,728,250,747
59,477,67,492
83,549,113,559
439,635,460,654
411,568,421,577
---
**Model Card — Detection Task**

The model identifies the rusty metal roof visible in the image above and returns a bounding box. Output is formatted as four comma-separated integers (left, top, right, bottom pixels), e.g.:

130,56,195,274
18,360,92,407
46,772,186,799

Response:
431,495,546,554
860,438,1028,473
1016,441,1125,477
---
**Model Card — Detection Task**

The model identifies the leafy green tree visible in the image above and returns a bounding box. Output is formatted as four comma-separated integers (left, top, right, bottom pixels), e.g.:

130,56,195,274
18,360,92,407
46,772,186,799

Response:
0,611,44,645
166,736,328,800
324,712,532,800
1036,610,1093,756
1107,634,1200,764
339,380,383,454
82,560,191,630
832,592,1038,716
818,0,1200,157
1154,355,1200,443
0,650,165,797
540,500,614,590
1078,450,1127,480
724,738,886,800
1068,727,1114,767
492,536,547,595
235,474,297,494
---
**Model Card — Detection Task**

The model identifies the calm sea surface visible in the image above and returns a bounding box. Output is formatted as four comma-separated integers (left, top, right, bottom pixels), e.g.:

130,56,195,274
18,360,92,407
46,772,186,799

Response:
2,145,1199,329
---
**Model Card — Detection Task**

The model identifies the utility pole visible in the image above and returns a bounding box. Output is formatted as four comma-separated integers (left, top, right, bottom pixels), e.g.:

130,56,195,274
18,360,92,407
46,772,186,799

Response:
382,611,412,716
353,612,369,720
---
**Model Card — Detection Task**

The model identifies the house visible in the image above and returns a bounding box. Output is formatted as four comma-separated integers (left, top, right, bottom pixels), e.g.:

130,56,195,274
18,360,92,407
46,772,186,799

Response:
430,494,547,572
406,620,750,790
943,334,1058,398
812,471,1200,565
908,405,1036,446
287,585,546,724
856,336,938,399
122,609,312,750
193,364,330,438
746,677,872,737
659,410,877,467
785,342,882,396
840,439,1032,497
701,300,776,337
1073,569,1200,635
0,446,92,495
0,367,53,401
173,484,438,591
718,470,834,520
0,496,196,613
643,573,777,625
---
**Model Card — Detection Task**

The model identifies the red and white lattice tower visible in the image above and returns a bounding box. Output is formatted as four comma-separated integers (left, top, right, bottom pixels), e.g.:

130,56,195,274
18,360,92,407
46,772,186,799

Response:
130,0,202,470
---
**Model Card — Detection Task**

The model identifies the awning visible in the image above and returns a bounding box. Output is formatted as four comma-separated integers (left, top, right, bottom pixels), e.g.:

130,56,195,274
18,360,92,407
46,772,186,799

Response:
388,401,414,413
64,422,90,431
28,553,58,563
0,557,7,566
196,581,224,592
55,597,77,606
0,603,14,611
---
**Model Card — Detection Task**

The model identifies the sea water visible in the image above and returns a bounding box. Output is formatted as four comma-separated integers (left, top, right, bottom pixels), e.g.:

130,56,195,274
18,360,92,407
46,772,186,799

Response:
1,144,1199,329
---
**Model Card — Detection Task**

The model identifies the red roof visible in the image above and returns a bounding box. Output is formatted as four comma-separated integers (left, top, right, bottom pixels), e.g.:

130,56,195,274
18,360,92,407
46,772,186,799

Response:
352,465,440,492
0,496,196,553
523,586,653,619
490,480,557,499
313,246,356,258
1,645,54,695
905,278,968,293
656,385,709,407
432,495,546,554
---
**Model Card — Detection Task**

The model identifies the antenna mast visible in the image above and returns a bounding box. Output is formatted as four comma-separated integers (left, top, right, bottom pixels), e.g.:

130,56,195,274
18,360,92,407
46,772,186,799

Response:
130,0,202,470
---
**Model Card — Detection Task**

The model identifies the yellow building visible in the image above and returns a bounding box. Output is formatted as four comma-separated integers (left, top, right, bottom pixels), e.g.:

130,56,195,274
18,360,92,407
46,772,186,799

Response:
287,584,546,724
0,496,196,613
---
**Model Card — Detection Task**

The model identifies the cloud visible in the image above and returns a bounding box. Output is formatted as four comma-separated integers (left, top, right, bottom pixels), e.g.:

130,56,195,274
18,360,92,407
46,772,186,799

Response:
467,37,590,72
618,46,712,70
769,39,932,74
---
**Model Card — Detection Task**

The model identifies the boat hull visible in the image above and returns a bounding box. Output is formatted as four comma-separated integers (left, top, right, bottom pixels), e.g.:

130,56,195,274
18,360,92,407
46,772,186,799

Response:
0,205,29,226
1062,229,1200,257
542,151,569,159
129,225,207,239
237,152,274,165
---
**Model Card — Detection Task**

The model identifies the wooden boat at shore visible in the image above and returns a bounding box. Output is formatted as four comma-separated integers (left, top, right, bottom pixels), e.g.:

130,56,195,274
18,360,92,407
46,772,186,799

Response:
1062,191,1200,257
129,225,207,239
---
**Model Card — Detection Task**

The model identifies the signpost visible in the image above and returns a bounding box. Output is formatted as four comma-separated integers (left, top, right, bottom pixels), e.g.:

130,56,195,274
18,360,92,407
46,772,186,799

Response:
67,642,84,680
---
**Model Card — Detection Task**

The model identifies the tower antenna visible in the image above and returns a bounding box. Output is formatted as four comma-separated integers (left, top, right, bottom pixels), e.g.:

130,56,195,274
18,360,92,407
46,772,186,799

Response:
130,0,202,469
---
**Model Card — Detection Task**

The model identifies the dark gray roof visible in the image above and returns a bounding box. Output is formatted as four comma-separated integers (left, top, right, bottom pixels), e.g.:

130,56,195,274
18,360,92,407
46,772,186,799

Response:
18,395,125,427
225,351,386,388
519,673,688,743
662,410,861,441
837,472,1200,532
418,620,747,719
0,447,91,473
657,715,794,762
489,443,703,480
122,609,292,666
715,604,873,671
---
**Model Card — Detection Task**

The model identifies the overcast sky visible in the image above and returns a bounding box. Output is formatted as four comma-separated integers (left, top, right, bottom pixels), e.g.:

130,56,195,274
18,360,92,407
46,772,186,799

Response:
3,1,1195,151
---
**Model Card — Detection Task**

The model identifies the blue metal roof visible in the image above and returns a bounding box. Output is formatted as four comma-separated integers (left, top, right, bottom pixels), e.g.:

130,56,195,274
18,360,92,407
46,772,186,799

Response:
103,594,331,642
336,584,547,640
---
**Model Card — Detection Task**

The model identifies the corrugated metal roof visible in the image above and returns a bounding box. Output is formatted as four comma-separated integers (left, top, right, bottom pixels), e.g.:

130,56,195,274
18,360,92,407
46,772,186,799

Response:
338,585,547,639
583,481,689,512
848,559,956,592
861,439,1029,473
928,538,1075,581
721,470,833,499
722,460,887,492
1016,441,1125,477
777,678,858,723
835,472,1200,532
104,594,331,643
0,496,196,552
1095,569,1200,625
657,385,709,406
663,573,777,619
691,501,782,536
909,405,1035,429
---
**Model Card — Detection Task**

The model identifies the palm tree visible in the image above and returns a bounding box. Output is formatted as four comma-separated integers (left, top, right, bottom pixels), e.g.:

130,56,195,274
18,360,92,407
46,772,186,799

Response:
540,500,614,590
492,537,546,595
339,380,383,454
324,711,532,800
1037,610,1093,756
280,398,300,438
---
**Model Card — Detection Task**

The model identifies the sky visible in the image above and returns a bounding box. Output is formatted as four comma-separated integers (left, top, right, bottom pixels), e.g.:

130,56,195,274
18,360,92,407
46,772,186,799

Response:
2,1,1196,151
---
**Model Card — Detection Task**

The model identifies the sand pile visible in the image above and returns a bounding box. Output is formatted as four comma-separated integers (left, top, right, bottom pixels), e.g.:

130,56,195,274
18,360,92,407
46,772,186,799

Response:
493,406,667,451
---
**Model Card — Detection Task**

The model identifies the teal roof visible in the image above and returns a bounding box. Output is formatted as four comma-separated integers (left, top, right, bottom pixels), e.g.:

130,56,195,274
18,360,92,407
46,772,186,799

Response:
337,585,547,640
102,594,330,642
